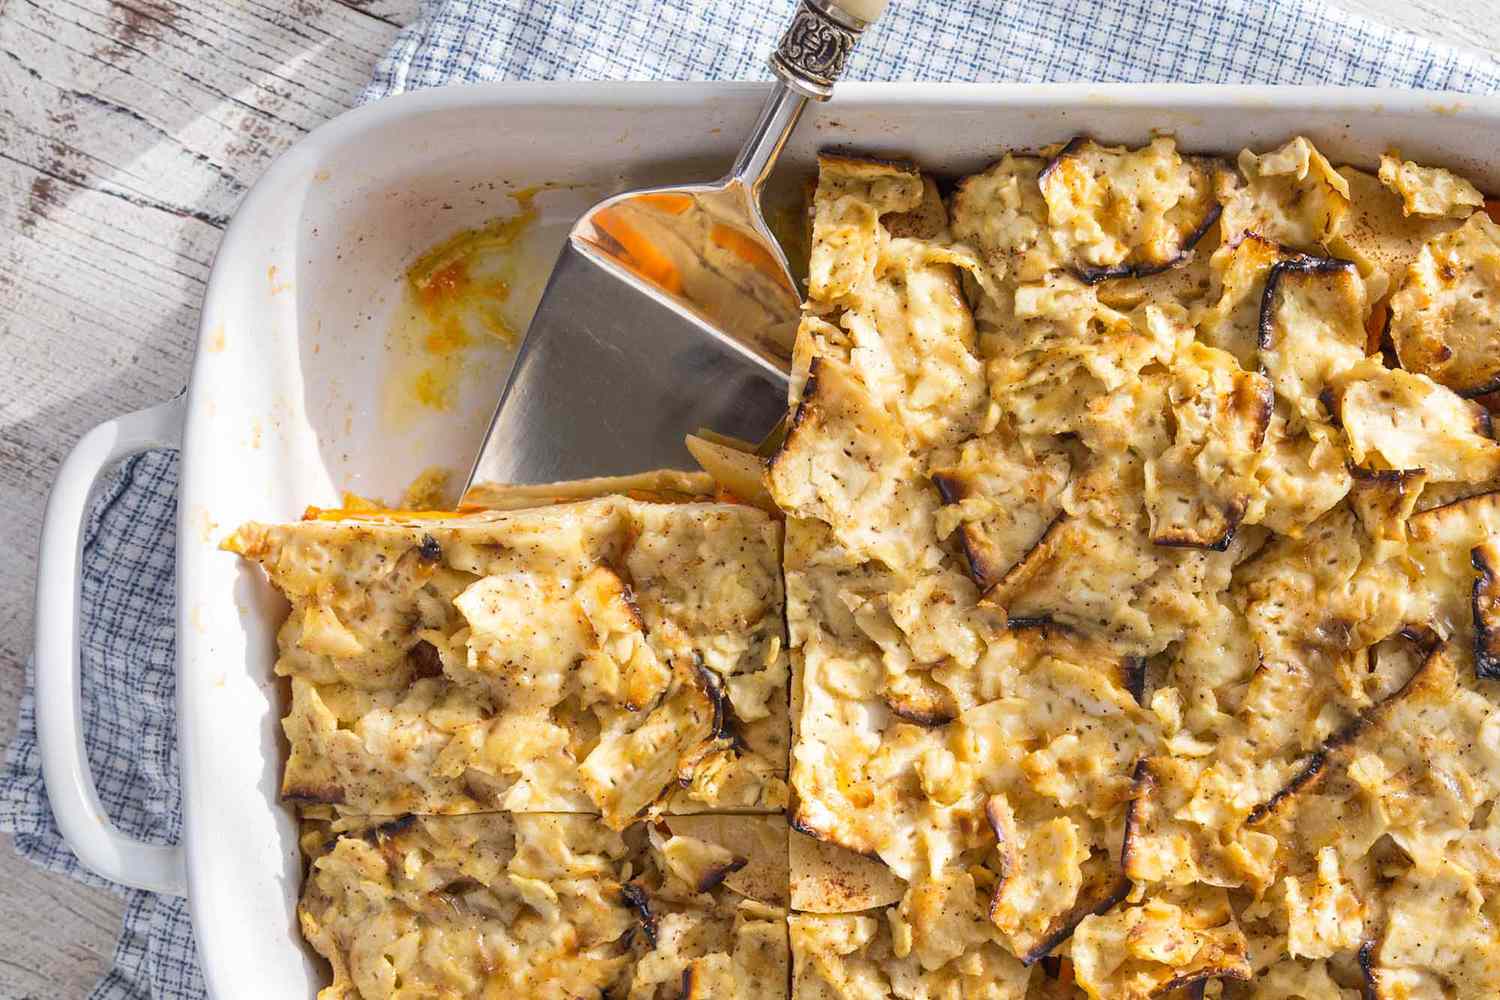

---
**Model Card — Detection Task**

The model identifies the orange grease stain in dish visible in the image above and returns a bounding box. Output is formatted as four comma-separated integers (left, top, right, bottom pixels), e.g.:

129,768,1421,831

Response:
383,187,553,428
302,488,473,522
303,504,472,522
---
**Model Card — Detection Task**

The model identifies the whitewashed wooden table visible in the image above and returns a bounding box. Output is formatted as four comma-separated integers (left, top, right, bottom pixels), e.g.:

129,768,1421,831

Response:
1,0,1498,995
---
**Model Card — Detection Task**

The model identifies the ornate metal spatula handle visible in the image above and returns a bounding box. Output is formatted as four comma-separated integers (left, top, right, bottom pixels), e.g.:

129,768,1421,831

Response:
726,0,888,194
770,0,887,100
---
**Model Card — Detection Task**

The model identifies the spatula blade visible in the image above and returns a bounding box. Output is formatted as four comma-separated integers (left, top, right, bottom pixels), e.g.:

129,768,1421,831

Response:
467,241,790,488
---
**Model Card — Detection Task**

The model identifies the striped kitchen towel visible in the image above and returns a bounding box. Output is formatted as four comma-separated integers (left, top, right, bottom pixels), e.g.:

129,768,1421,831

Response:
4,0,1499,997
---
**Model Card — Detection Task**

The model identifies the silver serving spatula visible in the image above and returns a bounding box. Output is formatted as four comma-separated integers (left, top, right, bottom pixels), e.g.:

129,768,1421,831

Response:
464,0,888,495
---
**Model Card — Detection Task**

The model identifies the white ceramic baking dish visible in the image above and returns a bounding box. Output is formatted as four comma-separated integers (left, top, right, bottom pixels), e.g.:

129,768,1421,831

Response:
31,81,1500,996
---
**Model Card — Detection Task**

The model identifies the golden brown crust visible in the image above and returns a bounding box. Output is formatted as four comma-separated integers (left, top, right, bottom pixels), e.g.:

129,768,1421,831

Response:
1257,254,1362,352
1016,869,1133,966
814,150,921,179
1039,137,1224,283
1388,211,1500,397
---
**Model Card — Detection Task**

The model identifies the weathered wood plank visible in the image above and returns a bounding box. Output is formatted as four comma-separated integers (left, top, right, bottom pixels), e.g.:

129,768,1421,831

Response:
338,0,421,27
0,0,407,685
0,860,125,999
2,0,402,223
1326,0,1500,60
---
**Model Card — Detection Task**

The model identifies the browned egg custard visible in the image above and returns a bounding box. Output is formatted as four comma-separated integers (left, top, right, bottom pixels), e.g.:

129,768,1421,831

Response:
235,135,1500,999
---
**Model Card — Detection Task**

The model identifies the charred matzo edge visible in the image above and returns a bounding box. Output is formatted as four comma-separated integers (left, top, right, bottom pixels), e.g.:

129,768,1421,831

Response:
1003,618,1147,706
283,781,345,807
1473,539,1500,680
988,578,1149,705
662,815,788,907
930,473,1002,590
651,819,751,894
1148,367,1273,552
1242,742,1341,828
1035,136,1088,186
1245,697,1387,829
1158,965,1251,996
786,809,884,863
930,448,1069,591
883,692,957,729
980,513,1067,608
364,814,418,843
1388,211,1500,398
1397,623,1444,652
766,356,823,480
1039,137,1224,284
1256,253,1363,351
1021,875,1131,966
986,794,1131,965
1410,485,1500,529
680,965,707,1000
282,689,347,805
816,149,922,180
692,856,747,895
1348,465,1428,518
1246,635,1446,827
1358,938,1380,997
1080,827,1254,995
1356,856,1500,1000
693,658,732,745
620,880,657,948
1122,654,1148,705
1151,506,1243,554
931,469,1012,591
815,151,937,250
1120,757,1153,877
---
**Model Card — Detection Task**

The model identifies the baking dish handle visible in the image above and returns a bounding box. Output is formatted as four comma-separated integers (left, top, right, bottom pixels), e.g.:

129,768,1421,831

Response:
34,395,189,897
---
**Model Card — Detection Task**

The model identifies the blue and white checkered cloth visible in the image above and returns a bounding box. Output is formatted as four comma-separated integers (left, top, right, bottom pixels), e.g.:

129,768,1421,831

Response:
6,0,1500,996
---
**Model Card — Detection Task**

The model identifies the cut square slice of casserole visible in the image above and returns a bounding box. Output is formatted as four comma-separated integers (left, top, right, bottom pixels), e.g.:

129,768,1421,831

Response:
297,812,789,1000
228,496,788,826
